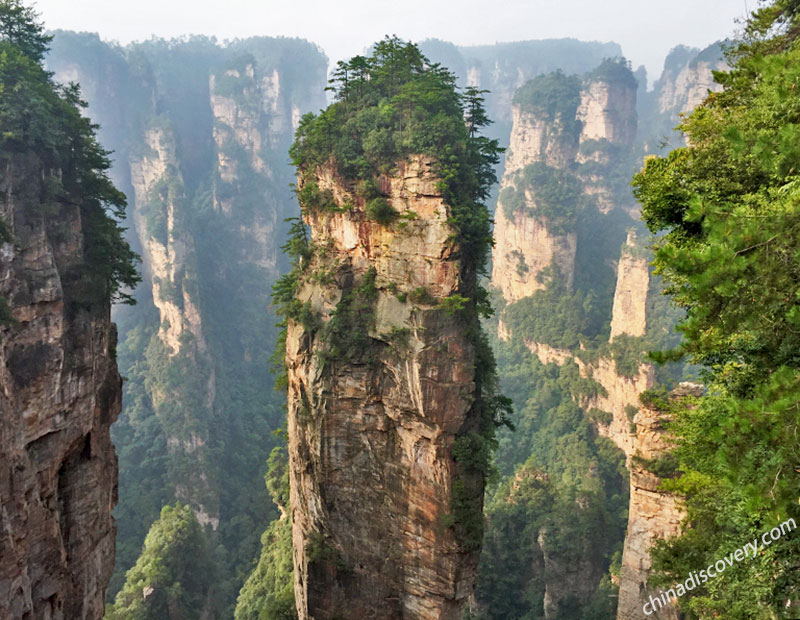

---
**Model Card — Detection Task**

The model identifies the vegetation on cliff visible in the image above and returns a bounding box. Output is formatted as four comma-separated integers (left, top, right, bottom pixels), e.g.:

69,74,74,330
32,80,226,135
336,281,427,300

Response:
279,36,511,554
45,30,327,615
107,504,217,620
633,1,800,615
234,446,296,620
0,0,139,305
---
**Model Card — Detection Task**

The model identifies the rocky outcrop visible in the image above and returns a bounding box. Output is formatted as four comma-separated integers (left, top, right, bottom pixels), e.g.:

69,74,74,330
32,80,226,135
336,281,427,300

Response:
286,156,481,620
209,63,288,274
610,231,649,340
492,66,638,301
616,384,702,620
576,70,638,213
491,206,576,301
639,43,727,153
578,78,637,147
657,57,724,118
0,160,122,618
499,226,655,460
505,104,579,174
129,125,219,529
583,357,655,460
129,127,208,357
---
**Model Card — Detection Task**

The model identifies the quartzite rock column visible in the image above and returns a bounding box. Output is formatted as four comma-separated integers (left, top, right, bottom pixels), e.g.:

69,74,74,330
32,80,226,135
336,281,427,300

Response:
286,156,482,620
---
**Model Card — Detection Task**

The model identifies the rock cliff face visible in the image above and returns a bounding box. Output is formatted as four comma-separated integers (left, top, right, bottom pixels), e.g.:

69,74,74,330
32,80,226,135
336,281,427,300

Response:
610,231,649,340
639,43,726,153
286,156,480,620
491,206,577,301
0,160,121,618
418,38,623,143
128,124,219,528
578,79,637,148
505,104,580,173
616,384,702,620
47,32,328,602
492,68,637,301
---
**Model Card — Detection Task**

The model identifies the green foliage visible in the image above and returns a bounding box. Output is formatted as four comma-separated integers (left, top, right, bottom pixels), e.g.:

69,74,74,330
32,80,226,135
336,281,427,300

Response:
283,38,511,557
0,295,14,325
587,57,638,89
608,334,645,379
407,286,437,306
513,70,582,126
107,504,217,620
290,36,502,270
633,2,800,614
235,445,295,620
364,196,397,225
587,407,613,425
318,266,378,365
501,162,585,232
234,518,296,620
43,31,326,615
436,293,469,315
296,180,338,213
0,5,140,305
503,270,605,350
0,0,51,62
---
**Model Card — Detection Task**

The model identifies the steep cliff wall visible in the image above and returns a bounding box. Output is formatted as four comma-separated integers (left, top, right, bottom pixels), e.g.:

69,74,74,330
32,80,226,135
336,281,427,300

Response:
616,384,702,620
491,205,577,301
128,124,218,528
0,151,122,618
578,78,637,147
418,38,623,143
638,43,727,153
286,157,480,619
492,63,638,302
504,104,580,173
487,62,651,612
47,32,328,607
610,231,649,340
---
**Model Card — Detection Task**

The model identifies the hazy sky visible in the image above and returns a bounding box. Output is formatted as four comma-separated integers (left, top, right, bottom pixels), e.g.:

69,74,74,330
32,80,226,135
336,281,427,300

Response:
33,0,749,82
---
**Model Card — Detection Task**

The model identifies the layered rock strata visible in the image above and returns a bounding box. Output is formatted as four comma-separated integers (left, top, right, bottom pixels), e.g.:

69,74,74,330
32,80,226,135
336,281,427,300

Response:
286,156,481,620
0,160,122,619
616,384,703,620
491,68,637,300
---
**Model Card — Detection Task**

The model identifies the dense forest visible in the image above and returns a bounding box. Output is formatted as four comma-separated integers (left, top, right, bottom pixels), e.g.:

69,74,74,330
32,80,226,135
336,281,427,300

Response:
635,0,800,615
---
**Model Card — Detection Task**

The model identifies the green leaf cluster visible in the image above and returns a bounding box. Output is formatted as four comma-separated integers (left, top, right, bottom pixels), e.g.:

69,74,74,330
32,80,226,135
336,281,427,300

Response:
107,504,217,620
0,1,140,305
633,1,800,614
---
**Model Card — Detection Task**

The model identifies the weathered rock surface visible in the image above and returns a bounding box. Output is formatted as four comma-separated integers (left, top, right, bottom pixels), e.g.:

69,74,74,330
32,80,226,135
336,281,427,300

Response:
0,160,121,619
128,125,219,529
616,384,702,620
504,105,579,174
657,59,723,118
639,43,727,153
492,70,637,301
287,156,481,620
578,79,637,148
491,205,576,302
610,231,649,340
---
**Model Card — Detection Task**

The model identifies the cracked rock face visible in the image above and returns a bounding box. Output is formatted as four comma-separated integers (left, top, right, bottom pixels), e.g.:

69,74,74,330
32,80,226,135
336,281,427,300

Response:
286,156,481,620
0,160,122,619
616,385,702,620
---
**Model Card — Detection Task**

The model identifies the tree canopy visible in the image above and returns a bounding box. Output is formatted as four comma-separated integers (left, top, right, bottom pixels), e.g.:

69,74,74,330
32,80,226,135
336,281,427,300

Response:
0,0,50,62
107,504,217,620
0,0,139,304
633,1,800,615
